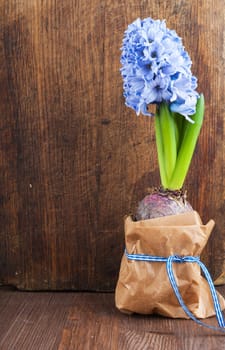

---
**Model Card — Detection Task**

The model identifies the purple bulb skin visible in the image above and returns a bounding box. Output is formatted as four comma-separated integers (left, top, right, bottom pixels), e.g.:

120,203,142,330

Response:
135,191,193,221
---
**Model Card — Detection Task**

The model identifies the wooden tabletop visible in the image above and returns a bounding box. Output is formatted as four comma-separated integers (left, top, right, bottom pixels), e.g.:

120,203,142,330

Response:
1,287,225,350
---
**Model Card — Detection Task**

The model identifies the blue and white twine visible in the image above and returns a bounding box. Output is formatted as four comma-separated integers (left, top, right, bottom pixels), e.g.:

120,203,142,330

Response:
125,250,225,332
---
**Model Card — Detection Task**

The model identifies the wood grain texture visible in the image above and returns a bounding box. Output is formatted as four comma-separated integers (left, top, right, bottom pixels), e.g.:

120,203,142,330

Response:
0,288,74,349
1,288,225,350
59,290,225,350
0,0,224,290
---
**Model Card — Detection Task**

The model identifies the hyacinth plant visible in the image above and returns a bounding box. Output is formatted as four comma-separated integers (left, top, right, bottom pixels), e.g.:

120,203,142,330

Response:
120,18,204,219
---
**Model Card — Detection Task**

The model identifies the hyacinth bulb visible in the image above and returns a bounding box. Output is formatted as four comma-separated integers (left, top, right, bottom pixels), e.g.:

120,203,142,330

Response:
135,189,193,220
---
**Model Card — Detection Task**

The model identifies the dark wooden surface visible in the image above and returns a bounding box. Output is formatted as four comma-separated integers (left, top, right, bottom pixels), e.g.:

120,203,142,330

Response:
0,0,224,290
0,288,225,350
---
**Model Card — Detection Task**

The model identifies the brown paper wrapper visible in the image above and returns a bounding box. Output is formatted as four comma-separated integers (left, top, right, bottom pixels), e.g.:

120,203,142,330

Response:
115,211,225,319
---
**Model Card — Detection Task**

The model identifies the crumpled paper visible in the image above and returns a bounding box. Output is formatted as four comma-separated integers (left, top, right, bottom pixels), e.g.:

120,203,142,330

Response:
115,211,225,319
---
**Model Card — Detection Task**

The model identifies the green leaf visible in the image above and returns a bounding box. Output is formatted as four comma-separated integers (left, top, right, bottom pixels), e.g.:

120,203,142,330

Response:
159,102,177,183
168,94,205,189
155,112,168,188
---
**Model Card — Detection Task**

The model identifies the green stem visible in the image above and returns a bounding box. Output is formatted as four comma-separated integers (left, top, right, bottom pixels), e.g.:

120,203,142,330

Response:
168,94,205,189
173,112,184,152
173,113,179,151
155,112,168,188
159,102,177,184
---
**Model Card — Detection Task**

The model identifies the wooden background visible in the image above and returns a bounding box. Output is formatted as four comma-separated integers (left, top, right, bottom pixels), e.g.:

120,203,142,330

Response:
0,0,224,290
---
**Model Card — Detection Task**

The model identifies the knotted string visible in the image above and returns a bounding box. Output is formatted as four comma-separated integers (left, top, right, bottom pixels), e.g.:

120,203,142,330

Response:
125,250,225,332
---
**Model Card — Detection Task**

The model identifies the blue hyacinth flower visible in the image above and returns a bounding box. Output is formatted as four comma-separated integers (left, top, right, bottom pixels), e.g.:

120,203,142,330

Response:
120,17,199,121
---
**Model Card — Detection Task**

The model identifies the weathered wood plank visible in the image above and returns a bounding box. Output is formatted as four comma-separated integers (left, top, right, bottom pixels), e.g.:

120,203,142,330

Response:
0,289,74,350
0,0,224,290
58,289,225,350
1,289,225,350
